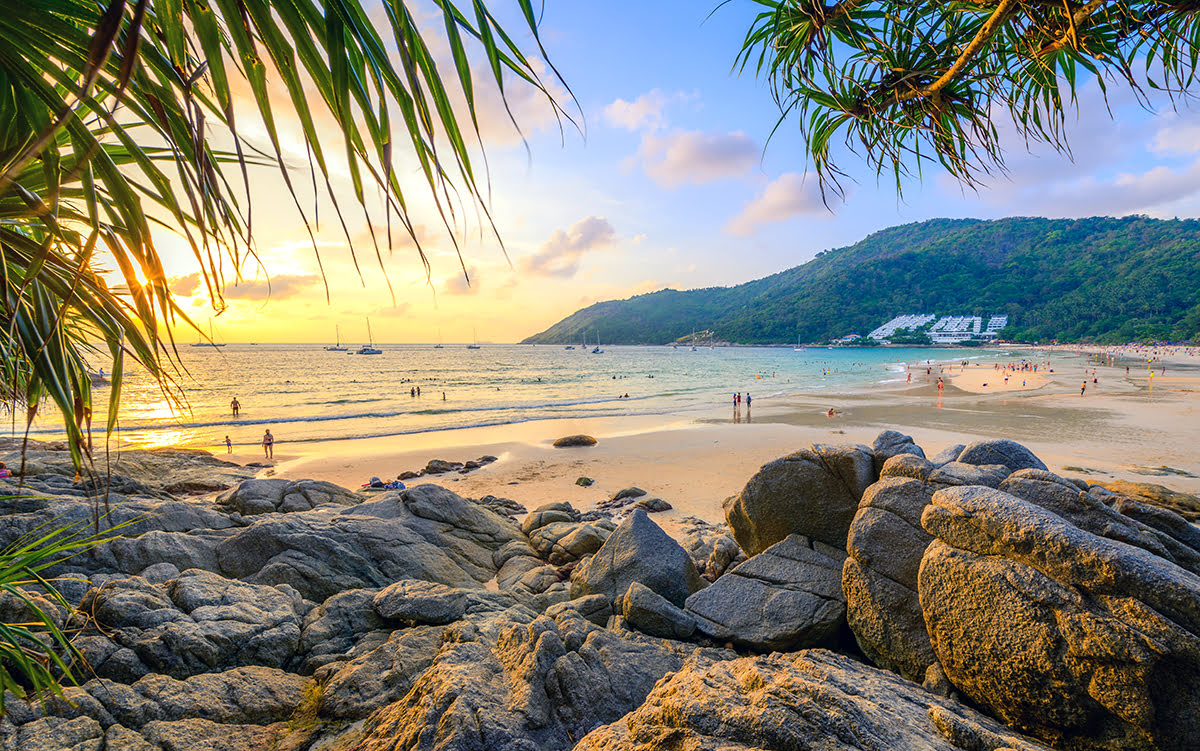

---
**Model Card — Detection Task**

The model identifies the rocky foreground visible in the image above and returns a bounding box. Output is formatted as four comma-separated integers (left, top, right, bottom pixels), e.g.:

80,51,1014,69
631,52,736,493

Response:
0,433,1198,750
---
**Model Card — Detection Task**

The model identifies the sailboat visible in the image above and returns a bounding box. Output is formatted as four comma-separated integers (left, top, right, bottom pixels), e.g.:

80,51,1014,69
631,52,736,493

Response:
467,328,481,349
355,319,382,355
794,334,806,352
690,329,697,351
434,329,444,349
325,325,347,351
591,332,603,354
191,321,226,348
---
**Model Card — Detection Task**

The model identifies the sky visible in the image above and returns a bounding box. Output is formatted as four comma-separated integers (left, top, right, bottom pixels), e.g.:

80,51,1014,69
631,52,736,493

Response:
157,0,1200,344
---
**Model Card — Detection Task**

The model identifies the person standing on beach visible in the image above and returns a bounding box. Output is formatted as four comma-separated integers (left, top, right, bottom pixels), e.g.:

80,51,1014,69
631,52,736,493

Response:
231,397,240,417
262,429,274,459
417,386,421,396
224,435,232,454
1081,381,1087,396
746,393,752,409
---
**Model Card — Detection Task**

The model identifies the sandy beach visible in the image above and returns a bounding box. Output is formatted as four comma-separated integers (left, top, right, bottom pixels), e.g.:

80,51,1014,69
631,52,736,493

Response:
249,348,1200,539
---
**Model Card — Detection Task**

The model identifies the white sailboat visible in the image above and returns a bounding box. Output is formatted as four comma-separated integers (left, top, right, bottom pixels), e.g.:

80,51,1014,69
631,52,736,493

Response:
794,334,806,352
434,328,444,349
467,328,481,349
325,325,347,351
355,319,382,355
591,332,603,354
191,321,226,348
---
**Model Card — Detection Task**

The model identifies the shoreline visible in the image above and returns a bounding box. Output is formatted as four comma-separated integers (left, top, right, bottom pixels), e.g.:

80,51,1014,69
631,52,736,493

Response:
255,348,1200,535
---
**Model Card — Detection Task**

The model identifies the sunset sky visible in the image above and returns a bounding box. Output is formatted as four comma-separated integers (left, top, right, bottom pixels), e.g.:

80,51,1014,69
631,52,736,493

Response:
160,0,1200,345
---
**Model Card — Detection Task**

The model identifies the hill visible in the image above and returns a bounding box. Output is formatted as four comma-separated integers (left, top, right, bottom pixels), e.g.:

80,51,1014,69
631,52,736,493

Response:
522,216,1200,345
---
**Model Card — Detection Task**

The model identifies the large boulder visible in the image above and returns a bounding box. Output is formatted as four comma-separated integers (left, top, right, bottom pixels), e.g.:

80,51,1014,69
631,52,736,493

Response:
213,484,523,601
1101,479,1200,521
215,478,360,516
871,429,926,474
317,624,449,719
79,570,302,680
574,649,1049,751
1001,469,1200,576
621,582,695,640
955,439,1048,473
570,509,705,608
724,443,876,556
842,475,939,681
919,485,1200,750
371,579,467,624
685,534,846,651
344,610,722,750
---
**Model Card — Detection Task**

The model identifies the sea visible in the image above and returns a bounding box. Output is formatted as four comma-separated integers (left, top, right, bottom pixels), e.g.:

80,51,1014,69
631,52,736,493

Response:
15,344,1007,451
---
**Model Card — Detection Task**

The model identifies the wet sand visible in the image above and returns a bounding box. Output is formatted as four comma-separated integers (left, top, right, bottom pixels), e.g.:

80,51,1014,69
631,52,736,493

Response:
264,349,1200,538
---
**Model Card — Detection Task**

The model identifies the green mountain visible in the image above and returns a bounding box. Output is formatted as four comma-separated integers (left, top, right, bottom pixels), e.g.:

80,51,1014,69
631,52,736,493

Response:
522,216,1200,345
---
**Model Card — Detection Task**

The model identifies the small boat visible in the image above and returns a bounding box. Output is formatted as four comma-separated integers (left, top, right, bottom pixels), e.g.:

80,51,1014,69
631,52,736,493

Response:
325,325,347,351
356,318,382,355
467,328,481,349
794,335,806,352
434,329,444,349
591,332,603,354
191,321,226,348
564,345,575,350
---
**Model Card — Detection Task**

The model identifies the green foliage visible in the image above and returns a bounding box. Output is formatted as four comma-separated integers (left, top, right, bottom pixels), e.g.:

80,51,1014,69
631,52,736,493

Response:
1,1,563,464
736,1,1200,195
0,506,131,713
523,216,1200,346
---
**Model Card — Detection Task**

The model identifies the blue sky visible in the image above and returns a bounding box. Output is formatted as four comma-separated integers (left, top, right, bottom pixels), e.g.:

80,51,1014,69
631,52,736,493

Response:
162,1,1200,343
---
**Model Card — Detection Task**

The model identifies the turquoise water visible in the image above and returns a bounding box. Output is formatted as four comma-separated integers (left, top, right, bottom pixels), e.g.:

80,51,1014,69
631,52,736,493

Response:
18,344,1003,449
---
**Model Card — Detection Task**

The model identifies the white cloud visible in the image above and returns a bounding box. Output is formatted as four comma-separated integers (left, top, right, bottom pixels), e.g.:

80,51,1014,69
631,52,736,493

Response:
521,216,617,278
604,90,671,131
1150,116,1200,157
168,272,202,297
726,173,828,235
638,130,758,187
224,274,321,301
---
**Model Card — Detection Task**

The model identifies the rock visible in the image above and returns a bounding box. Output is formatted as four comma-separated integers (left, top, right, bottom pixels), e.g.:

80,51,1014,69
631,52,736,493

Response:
880,452,934,481
80,569,301,680
919,485,1200,750
348,610,714,751
318,625,449,719
1110,495,1200,553
930,443,966,466
872,429,926,473
522,504,576,535
478,455,498,464
621,582,695,640
397,470,423,480
138,718,282,750
371,579,467,624
4,716,104,751
213,484,524,601
545,594,612,626
574,649,1049,751
424,458,464,474
553,434,597,448
928,461,1009,488
612,487,647,502
724,443,876,555
298,589,387,673
571,509,705,607
674,516,746,580
471,494,526,518
633,497,671,513
685,534,845,651
955,439,1048,473
575,476,594,487
1101,480,1200,521
842,475,939,681
528,521,610,565
1001,469,1200,575
215,478,360,516
72,666,307,729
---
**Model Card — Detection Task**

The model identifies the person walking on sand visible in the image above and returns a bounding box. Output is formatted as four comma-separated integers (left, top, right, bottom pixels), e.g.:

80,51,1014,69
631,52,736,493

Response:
224,435,232,454
262,429,274,459
1081,381,1087,396
230,397,240,417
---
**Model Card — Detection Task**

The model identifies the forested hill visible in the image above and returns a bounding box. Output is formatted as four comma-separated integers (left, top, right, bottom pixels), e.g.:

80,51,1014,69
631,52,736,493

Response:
521,216,1200,345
